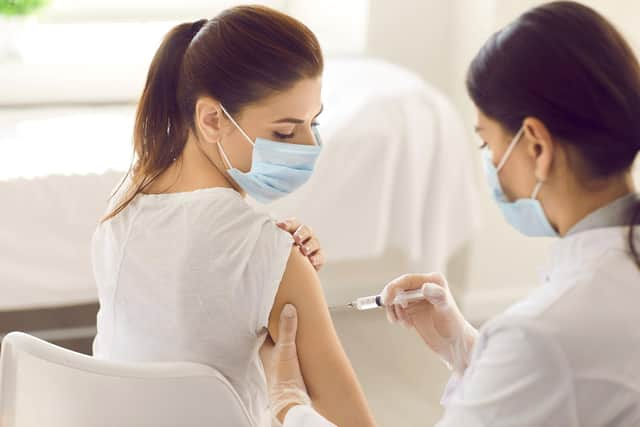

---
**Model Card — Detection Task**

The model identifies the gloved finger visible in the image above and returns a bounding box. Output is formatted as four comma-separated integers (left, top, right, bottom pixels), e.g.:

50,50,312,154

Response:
393,303,404,324
385,303,398,324
394,303,413,327
299,237,320,256
380,275,411,306
422,282,449,309
393,303,407,325
421,272,449,289
382,275,421,324
275,304,299,362
381,273,436,306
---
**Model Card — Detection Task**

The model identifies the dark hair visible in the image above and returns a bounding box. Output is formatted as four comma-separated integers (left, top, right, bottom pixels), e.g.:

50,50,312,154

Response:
101,5,323,222
467,1,640,268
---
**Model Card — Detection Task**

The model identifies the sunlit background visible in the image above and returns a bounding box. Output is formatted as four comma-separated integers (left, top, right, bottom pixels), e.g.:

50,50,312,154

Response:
1,1,639,425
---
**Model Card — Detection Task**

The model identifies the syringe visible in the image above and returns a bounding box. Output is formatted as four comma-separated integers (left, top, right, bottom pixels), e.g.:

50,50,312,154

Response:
347,289,426,311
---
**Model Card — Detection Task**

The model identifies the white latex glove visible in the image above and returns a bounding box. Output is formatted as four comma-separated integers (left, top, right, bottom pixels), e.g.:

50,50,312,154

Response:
260,304,311,425
381,272,478,375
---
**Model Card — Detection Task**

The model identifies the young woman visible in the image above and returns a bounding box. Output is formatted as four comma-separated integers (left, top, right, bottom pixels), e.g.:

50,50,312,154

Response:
91,6,375,427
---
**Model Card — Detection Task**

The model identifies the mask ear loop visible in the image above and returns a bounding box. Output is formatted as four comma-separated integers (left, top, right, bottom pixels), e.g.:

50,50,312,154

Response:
219,104,255,147
531,180,543,200
216,139,234,170
496,127,525,172
496,126,545,200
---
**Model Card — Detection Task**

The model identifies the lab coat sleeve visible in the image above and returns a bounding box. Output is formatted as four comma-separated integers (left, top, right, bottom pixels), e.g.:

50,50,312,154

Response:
436,318,580,427
283,405,337,427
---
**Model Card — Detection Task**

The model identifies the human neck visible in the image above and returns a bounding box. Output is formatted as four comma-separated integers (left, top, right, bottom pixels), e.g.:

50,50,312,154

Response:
145,134,236,195
552,173,635,236
182,134,238,190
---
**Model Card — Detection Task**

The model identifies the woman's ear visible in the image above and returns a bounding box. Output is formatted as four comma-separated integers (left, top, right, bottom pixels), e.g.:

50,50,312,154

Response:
194,97,224,144
523,117,555,182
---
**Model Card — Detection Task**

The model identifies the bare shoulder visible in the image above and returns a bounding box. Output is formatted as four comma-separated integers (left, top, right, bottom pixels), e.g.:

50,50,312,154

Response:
268,246,326,342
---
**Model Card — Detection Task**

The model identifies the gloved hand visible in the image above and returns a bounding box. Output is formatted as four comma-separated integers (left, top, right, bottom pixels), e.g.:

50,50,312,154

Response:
381,272,478,375
260,304,311,425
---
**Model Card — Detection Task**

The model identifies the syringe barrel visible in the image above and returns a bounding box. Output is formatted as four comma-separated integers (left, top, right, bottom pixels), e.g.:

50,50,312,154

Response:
393,289,425,305
354,295,383,310
353,289,425,310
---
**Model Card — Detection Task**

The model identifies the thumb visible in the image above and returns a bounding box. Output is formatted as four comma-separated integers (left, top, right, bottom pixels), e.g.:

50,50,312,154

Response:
421,283,450,309
276,304,299,359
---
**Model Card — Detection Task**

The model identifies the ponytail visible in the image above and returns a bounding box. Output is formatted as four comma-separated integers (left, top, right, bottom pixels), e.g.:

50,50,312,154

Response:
628,202,640,269
101,19,207,223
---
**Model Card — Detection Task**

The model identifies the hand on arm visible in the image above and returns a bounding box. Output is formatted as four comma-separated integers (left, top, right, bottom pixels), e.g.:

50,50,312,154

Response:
276,218,325,271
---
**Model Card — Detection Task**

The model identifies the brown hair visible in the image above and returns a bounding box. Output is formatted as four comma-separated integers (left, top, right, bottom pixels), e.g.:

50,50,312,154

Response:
101,5,323,223
467,1,640,268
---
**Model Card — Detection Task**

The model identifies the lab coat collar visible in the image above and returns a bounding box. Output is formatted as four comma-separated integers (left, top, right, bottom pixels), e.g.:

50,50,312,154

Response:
566,192,640,236
543,192,640,283
512,226,634,320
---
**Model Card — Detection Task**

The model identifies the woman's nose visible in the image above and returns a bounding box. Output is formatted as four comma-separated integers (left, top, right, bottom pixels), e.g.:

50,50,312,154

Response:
292,127,319,146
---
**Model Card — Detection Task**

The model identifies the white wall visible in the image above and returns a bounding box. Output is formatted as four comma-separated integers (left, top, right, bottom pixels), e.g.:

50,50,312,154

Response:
366,1,455,96
35,0,369,55
366,0,640,307
288,0,370,54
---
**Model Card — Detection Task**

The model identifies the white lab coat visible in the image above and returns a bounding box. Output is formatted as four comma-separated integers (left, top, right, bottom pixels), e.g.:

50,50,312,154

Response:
285,222,640,426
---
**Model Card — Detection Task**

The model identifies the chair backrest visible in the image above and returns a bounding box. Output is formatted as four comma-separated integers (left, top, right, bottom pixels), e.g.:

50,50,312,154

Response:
0,332,254,427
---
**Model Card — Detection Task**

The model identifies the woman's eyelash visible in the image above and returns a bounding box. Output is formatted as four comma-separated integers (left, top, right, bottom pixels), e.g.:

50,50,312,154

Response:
478,141,488,150
274,132,295,139
273,122,320,140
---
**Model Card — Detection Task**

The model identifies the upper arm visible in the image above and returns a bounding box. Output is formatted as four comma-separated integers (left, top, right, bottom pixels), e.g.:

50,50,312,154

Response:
437,321,577,427
268,247,376,427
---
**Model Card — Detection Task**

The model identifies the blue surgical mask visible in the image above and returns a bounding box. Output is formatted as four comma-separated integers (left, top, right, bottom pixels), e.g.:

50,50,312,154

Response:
216,105,322,203
482,127,558,237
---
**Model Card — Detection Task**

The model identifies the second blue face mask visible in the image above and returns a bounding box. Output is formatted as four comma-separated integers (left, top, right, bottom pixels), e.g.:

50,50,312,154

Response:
482,127,558,237
217,105,322,204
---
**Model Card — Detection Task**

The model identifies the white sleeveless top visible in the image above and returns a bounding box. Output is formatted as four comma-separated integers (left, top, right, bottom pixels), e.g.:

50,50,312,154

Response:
91,184,293,426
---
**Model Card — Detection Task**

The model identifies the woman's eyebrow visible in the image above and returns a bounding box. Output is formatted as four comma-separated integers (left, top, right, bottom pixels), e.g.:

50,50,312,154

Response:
272,104,324,124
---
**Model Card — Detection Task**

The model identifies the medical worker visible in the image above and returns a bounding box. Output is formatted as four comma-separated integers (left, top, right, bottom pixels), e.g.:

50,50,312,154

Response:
261,2,640,426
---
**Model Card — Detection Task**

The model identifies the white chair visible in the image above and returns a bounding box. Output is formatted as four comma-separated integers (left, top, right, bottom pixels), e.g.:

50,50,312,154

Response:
0,332,254,427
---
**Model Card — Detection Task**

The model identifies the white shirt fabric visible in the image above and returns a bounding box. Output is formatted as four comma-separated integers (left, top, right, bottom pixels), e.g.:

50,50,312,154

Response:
285,196,640,427
91,185,293,427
